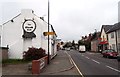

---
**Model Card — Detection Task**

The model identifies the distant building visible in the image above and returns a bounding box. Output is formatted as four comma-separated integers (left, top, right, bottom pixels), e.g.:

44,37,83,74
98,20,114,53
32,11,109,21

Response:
1,9,58,59
91,32,101,52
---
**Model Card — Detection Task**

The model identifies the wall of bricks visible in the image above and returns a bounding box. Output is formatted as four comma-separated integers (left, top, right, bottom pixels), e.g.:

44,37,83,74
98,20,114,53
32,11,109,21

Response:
32,56,48,74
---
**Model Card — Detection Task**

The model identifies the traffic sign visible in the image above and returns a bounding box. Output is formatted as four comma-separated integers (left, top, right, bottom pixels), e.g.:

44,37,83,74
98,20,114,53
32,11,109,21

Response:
43,32,55,36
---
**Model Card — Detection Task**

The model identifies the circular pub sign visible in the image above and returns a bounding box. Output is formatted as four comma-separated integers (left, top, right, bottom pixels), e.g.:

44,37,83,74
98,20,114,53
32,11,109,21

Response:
22,19,36,38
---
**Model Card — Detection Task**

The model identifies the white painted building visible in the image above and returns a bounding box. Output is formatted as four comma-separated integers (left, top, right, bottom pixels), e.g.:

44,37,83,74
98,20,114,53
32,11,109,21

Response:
100,27,108,42
118,2,120,52
0,25,1,46
1,9,58,59
107,32,117,51
107,23,120,52
116,29,120,52
99,25,112,51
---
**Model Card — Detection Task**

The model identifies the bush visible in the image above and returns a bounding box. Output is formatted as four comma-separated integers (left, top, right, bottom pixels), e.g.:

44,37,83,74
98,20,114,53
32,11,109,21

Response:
23,47,47,61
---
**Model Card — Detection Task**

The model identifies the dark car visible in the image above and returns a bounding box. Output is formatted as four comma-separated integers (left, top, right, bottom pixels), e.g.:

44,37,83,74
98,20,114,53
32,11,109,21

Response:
117,56,120,61
102,49,118,58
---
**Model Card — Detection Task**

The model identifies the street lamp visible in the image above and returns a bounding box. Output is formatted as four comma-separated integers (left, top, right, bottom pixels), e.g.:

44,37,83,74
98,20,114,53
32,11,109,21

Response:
47,0,50,64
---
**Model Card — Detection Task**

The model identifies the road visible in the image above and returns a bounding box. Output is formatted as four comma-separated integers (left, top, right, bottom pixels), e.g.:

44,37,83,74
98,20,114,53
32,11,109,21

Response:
66,50,120,76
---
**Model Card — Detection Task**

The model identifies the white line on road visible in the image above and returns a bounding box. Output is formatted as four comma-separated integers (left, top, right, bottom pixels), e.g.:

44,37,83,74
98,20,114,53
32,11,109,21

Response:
70,56,84,77
65,51,84,77
106,65,120,73
85,57,90,59
87,52,94,54
81,55,84,56
92,59,100,64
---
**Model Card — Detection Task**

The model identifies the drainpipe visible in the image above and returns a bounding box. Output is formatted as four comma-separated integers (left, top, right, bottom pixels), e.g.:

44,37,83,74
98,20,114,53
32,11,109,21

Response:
47,0,50,64
115,31,118,52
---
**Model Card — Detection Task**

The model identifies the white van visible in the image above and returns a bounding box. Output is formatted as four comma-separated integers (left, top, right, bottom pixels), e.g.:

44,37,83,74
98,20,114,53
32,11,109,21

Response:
79,45,86,53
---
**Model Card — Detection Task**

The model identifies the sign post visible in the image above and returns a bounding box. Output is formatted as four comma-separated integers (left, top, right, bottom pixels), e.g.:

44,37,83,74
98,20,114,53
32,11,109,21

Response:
48,0,50,64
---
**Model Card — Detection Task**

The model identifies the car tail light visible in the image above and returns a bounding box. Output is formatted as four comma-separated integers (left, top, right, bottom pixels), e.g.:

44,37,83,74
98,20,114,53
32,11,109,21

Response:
110,53,113,56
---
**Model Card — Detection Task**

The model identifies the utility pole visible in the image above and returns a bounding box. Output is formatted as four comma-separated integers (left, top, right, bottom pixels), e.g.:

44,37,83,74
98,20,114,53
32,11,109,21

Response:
47,0,50,64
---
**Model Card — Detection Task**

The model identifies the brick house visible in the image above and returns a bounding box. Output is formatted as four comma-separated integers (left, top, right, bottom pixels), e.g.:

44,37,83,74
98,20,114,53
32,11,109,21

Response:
91,32,101,52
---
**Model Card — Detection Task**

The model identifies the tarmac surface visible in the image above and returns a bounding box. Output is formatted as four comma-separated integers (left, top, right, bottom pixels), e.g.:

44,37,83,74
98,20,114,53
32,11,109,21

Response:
40,50,79,75
2,50,80,76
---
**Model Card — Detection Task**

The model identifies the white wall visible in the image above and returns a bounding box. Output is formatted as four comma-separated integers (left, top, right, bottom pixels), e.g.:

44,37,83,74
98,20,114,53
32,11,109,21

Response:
0,25,1,46
118,1,120,22
117,29,120,52
0,25,1,35
2,14,23,59
101,29,107,41
2,9,57,59
108,32,117,51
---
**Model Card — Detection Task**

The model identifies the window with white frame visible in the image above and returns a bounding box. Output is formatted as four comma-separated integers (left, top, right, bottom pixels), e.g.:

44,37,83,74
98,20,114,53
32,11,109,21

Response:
118,30,120,38
118,43,120,51
112,44,115,50
0,36,1,47
111,32,114,38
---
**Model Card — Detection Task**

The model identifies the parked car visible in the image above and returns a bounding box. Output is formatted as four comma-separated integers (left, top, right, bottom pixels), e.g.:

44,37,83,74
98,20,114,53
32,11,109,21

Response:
102,49,118,58
117,56,120,61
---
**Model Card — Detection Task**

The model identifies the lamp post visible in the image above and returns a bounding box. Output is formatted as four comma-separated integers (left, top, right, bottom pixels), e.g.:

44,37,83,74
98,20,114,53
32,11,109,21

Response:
47,0,50,64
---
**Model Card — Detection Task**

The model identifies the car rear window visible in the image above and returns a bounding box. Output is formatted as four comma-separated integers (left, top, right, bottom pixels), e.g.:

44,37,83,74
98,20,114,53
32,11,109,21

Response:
106,49,115,52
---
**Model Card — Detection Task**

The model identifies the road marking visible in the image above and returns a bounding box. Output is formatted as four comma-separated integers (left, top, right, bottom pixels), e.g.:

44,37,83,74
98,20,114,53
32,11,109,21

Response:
106,65,120,73
87,52,94,54
65,51,84,77
85,57,90,59
92,59,100,64
81,55,84,56
70,56,84,77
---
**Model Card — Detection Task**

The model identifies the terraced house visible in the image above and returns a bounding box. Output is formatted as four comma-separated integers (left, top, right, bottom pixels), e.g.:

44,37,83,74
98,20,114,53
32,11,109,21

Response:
107,22,120,52
100,25,113,51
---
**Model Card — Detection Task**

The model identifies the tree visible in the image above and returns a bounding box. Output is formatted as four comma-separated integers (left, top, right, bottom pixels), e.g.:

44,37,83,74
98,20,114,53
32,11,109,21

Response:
63,41,72,48
78,40,84,46
78,39,91,51
61,41,64,45
72,40,75,47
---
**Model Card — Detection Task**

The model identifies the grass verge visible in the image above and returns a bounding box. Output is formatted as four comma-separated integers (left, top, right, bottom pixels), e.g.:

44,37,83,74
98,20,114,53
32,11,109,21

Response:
2,59,31,64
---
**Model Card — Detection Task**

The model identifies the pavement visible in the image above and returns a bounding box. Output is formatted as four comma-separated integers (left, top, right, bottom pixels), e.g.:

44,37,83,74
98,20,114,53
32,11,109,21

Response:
2,50,80,76
40,50,79,75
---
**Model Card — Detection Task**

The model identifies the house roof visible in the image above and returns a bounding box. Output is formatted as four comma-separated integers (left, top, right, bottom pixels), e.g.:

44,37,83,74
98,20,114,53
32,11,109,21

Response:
3,14,21,25
101,25,113,33
2,9,57,37
107,22,120,33
91,32,101,41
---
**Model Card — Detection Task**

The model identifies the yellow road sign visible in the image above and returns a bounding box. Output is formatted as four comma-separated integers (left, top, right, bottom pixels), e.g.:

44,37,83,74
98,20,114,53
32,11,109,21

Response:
43,32,55,36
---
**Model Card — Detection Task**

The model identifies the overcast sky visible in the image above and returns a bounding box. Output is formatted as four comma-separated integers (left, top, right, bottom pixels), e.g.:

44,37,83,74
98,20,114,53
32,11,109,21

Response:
0,0,120,42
